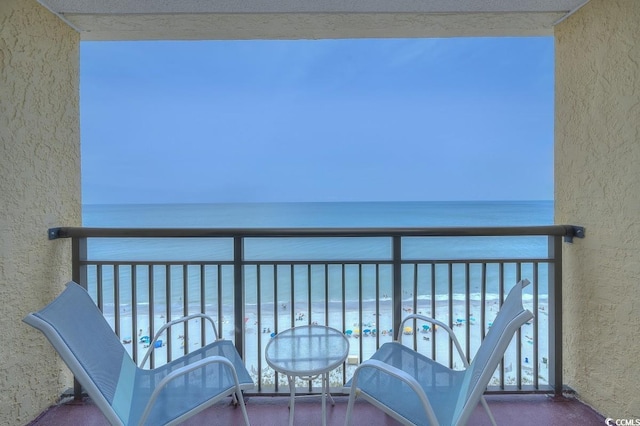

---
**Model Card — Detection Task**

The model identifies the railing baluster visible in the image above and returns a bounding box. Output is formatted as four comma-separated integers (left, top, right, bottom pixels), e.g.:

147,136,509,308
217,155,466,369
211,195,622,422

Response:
430,263,436,359
273,264,279,392
412,263,418,350
358,264,363,362
481,262,487,341
307,265,312,328
448,262,453,369
165,264,172,362
200,265,205,348
97,264,103,311
256,265,262,392
499,262,504,389
183,264,188,356
289,264,294,330
148,265,155,369
324,264,329,327
341,264,346,355
132,265,138,363
375,264,380,352
217,266,223,340
516,263,522,389
114,265,120,339
465,262,470,364
533,263,539,390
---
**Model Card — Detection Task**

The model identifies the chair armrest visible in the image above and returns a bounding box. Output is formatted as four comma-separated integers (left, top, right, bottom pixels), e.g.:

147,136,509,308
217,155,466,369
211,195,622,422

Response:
350,359,440,426
399,314,469,367
139,313,220,368
139,355,241,425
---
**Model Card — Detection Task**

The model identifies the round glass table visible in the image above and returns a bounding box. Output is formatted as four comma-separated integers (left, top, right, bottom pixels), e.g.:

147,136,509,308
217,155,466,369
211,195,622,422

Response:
265,325,350,426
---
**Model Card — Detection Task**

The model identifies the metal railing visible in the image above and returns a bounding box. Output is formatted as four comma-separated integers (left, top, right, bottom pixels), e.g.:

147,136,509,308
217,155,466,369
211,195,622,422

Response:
49,225,584,398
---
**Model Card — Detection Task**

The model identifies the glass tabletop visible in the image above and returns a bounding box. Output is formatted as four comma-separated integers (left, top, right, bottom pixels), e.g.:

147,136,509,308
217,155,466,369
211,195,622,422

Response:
265,325,350,377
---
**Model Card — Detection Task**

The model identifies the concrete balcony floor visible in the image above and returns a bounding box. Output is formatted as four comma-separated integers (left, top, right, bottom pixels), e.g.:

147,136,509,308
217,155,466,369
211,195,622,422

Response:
29,393,604,425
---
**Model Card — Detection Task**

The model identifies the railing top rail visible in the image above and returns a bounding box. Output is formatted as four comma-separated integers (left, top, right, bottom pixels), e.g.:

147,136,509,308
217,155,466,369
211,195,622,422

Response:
49,225,585,240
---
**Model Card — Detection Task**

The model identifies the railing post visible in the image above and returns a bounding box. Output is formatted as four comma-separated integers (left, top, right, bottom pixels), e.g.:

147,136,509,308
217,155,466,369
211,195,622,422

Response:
233,236,245,359
548,235,563,397
71,236,88,288
71,236,87,401
392,236,402,339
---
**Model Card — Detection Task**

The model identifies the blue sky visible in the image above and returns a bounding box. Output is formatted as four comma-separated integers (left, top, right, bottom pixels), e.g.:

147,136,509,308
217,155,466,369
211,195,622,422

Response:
80,37,554,204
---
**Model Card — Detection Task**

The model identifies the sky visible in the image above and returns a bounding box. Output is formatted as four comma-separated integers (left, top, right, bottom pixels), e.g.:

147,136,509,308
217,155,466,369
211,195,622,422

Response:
80,37,554,204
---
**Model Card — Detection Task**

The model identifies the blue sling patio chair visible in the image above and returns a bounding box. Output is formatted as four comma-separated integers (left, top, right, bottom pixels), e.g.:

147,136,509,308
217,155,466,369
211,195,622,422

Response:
344,279,534,426
24,281,253,426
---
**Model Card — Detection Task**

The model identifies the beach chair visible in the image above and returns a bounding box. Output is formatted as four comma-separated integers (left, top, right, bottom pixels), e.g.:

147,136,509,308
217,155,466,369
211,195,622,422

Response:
344,279,534,426
23,281,253,426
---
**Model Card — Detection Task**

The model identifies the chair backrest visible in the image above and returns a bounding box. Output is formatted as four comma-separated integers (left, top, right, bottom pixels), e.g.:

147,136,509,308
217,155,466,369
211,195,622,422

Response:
452,279,534,425
23,282,137,425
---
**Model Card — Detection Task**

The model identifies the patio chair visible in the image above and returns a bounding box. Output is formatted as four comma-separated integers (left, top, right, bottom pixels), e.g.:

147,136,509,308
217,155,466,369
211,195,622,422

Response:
344,279,534,426
23,281,253,426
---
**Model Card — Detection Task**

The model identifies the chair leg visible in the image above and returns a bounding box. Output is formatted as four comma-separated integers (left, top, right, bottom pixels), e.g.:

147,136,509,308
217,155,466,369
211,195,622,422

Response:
480,395,497,426
344,386,358,426
235,388,251,426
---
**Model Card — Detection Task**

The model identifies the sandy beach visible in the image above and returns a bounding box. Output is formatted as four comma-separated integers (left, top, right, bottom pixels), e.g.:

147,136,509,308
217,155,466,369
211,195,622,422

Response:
113,296,549,390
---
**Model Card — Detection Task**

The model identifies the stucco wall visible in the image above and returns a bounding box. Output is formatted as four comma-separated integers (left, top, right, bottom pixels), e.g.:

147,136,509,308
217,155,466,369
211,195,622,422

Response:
0,0,80,423
555,0,640,418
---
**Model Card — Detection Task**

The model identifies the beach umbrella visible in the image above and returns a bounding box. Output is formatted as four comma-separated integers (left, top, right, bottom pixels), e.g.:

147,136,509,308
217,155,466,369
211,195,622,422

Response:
403,326,413,335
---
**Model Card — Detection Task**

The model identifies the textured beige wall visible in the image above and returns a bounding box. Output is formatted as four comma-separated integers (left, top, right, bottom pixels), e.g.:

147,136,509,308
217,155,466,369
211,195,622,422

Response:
0,0,80,423
555,0,640,418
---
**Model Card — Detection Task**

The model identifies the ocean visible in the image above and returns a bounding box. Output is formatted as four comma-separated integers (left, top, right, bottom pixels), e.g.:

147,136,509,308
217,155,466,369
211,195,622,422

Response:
81,200,554,308
83,200,553,230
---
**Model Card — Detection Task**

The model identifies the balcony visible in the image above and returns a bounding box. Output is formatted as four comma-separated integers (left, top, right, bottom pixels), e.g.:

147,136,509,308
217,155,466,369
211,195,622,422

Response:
30,224,605,424
5,1,639,423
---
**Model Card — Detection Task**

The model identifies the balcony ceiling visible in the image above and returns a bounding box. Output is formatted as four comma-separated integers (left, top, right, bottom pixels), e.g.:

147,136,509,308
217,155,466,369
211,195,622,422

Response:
37,0,591,40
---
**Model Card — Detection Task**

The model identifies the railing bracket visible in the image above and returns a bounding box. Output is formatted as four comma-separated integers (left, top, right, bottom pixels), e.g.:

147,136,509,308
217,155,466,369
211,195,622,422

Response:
48,228,62,240
564,226,585,243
